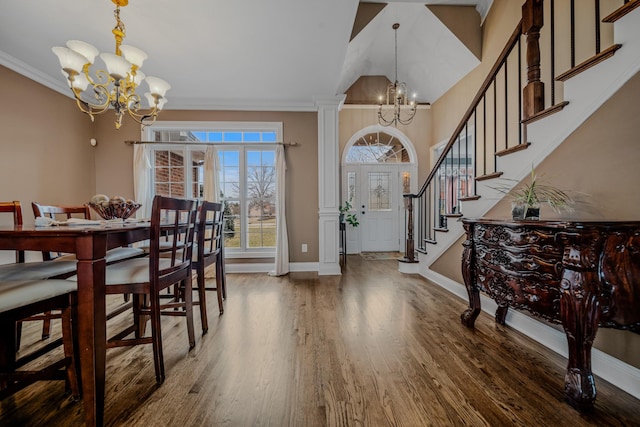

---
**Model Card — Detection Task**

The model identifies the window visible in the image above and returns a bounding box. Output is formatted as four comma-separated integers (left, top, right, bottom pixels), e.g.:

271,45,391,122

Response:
345,131,410,163
367,172,391,210
153,149,205,198
145,122,282,257
218,148,276,251
434,130,475,215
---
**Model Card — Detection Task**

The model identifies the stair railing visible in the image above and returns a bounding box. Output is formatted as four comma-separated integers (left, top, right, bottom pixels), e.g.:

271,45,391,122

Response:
401,20,524,261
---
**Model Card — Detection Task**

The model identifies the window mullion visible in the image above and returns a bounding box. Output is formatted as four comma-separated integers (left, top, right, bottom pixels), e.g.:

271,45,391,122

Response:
184,149,192,198
240,146,247,251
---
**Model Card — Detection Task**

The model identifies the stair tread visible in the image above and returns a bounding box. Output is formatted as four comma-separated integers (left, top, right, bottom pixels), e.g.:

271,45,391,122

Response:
496,142,531,157
603,0,640,22
522,102,569,125
476,172,503,182
556,44,622,82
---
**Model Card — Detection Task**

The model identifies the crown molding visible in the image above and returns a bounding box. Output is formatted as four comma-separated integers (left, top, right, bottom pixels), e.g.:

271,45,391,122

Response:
0,50,70,97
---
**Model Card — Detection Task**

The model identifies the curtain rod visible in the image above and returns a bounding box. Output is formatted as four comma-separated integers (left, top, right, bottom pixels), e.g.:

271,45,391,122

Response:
124,140,298,147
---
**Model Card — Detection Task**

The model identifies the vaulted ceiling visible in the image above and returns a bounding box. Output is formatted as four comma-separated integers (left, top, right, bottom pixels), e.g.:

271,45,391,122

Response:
0,0,492,112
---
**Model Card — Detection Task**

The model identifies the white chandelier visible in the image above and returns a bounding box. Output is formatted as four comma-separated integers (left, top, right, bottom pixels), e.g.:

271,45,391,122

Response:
378,23,417,127
52,0,169,129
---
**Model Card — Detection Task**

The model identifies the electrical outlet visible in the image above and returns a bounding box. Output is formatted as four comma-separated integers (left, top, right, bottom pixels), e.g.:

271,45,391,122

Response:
301,243,308,253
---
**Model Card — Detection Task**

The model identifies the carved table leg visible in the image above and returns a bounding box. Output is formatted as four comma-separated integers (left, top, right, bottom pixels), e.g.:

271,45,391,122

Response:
558,239,601,411
461,223,481,327
495,305,509,325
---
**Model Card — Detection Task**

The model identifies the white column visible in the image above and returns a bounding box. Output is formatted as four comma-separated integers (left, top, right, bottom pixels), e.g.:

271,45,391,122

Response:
316,96,344,275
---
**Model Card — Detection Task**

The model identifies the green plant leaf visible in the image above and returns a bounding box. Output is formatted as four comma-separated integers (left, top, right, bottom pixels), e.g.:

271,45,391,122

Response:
488,165,574,213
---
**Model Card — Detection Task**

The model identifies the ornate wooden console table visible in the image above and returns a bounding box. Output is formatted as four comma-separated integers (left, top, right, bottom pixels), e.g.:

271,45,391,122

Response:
461,218,640,411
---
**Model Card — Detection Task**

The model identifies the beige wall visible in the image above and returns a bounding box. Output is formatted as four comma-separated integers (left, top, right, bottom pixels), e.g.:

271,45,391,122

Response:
430,235,465,284
0,65,95,224
92,109,319,264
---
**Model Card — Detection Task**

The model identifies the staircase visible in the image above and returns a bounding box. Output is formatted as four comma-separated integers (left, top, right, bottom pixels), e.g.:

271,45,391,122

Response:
400,0,640,273
399,0,640,400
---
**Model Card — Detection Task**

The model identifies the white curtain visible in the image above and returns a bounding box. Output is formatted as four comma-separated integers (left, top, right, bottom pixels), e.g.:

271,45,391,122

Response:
133,144,153,218
203,146,220,202
269,145,289,276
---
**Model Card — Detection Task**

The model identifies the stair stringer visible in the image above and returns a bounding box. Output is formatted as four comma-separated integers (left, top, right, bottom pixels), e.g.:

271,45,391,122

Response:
398,6,640,275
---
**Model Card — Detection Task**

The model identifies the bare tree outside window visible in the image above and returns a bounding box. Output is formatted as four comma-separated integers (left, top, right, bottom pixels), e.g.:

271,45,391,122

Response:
243,151,276,247
245,164,276,216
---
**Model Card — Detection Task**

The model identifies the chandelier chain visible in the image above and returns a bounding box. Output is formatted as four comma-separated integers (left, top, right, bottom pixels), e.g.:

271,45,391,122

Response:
394,24,398,83
378,23,417,127
113,6,126,55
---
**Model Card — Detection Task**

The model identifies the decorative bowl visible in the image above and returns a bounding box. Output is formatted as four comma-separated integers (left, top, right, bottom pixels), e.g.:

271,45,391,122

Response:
88,202,141,220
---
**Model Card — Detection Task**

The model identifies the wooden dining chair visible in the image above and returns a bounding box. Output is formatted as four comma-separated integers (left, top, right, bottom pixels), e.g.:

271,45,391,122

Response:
0,202,25,264
30,203,91,261
0,202,78,349
95,195,199,383
191,201,226,334
30,202,145,341
0,279,79,401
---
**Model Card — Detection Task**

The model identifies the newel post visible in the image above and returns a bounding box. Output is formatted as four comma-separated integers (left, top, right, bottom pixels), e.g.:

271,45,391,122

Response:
402,195,415,263
522,0,545,119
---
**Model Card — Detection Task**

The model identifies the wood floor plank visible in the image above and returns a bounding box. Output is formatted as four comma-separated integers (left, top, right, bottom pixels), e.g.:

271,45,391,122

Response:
1,256,639,426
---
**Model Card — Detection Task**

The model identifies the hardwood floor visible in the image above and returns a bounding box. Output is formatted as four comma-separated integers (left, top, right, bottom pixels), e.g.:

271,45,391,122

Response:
2,256,639,426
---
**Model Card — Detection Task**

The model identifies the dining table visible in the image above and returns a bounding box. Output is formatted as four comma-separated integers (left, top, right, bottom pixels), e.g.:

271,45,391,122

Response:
0,220,150,427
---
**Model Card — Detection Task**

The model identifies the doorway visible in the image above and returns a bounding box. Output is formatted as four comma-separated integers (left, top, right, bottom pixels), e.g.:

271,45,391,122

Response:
341,126,417,254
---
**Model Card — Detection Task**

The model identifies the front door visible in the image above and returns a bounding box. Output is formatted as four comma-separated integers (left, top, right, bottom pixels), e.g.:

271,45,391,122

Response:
359,165,399,252
342,126,418,255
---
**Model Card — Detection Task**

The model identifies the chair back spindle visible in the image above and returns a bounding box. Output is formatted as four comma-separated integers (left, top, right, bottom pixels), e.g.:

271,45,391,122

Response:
0,201,24,263
192,201,225,332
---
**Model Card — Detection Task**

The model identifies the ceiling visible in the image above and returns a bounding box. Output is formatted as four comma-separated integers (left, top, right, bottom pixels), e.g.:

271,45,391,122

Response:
0,0,492,112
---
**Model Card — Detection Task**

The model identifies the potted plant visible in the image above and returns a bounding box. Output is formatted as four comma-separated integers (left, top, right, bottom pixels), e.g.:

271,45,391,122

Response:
493,167,574,220
339,200,359,227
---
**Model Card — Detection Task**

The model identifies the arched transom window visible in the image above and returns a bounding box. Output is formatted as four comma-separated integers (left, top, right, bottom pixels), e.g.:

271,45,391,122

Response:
345,131,410,163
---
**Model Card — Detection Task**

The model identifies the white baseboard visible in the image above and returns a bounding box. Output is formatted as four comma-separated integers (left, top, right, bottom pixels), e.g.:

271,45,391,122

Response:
225,261,319,274
225,263,273,273
421,268,640,401
290,262,319,272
